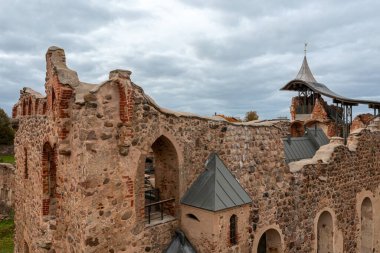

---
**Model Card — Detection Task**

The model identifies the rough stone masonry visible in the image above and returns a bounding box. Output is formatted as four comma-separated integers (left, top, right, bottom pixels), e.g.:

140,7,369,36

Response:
9,46,380,253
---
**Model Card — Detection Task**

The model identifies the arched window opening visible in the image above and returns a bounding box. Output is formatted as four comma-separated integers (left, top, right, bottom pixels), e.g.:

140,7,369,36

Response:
51,88,56,110
361,198,373,253
186,213,200,222
143,136,179,224
24,148,28,179
42,143,57,217
257,229,282,253
230,215,237,245
22,101,27,116
28,98,32,115
35,101,39,115
317,211,334,253
290,121,304,137
42,102,47,115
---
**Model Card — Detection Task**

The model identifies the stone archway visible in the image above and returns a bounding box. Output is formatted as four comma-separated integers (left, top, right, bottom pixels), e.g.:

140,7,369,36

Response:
361,197,373,253
290,121,305,137
317,211,334,253
257,229,282,253
139,135,180,224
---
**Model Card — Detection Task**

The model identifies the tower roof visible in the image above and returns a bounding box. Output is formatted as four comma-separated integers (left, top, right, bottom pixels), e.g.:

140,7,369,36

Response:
281,54,380,108
180,153,252,212
295,56,317,83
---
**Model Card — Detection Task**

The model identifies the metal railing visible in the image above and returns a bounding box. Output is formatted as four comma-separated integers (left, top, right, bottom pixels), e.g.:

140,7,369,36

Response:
145,188,160,204
145,198,175,224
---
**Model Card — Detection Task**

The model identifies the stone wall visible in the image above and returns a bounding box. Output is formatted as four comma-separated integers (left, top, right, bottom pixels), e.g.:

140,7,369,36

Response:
12,47,380,253
0,163,15,213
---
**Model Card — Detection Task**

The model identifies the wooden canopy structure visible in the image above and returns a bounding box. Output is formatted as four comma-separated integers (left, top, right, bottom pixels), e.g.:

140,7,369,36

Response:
281,56,380,141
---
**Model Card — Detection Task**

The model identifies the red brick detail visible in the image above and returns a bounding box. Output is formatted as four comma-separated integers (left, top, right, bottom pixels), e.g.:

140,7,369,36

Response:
35,100,39,115
42,198,50,216
27,98,32,115
118,83,134,124
42,143,57,216
311,98,329,121
58,88,73,119
125,176,134,198
58,128,69,140
290,97,299,121
22,100,27,116
351,113,374,132
290,121,305,137
119,84,127,122
42,102,47,115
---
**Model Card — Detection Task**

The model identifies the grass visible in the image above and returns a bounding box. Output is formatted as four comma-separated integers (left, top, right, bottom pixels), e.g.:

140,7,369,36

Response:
0,155,14,164
0,216,14,253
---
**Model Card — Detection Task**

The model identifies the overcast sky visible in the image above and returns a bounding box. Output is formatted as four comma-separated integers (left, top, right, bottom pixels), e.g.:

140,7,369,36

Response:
1,0,380,119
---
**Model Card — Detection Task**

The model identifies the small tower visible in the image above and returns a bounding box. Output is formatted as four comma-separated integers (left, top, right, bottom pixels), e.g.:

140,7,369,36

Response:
180,153,252,252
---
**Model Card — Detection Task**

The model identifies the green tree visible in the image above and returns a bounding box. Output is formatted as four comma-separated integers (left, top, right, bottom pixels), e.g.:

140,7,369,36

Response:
0,108,14,145
244,111,259,121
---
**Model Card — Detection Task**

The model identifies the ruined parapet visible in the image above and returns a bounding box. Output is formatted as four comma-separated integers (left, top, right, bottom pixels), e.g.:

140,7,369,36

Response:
12,88,47,118
311,97,329,121
368,116,380,132
351,113,375,132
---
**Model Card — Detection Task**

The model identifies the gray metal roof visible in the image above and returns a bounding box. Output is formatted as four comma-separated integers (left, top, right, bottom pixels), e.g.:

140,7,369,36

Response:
181,153,252,212
283,127,329,163
281,56,380,107
295,56,317,83
307,127,330,147
164,230,197,253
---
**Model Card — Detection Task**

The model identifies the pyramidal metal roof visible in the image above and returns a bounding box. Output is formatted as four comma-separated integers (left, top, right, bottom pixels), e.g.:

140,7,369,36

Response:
164,230,197,253
283,127,330,163
295,56,317,83
181,153,252,212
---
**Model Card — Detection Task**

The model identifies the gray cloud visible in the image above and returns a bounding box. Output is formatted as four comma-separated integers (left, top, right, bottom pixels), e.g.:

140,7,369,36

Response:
1,0,379,120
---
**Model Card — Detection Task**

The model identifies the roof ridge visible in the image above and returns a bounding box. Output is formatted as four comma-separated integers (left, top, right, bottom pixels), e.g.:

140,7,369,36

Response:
181,153,252,212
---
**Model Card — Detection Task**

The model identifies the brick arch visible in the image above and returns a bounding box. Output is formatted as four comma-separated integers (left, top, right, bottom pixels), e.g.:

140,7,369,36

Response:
42,142,57,216
253,225,284,253
289,120,304,137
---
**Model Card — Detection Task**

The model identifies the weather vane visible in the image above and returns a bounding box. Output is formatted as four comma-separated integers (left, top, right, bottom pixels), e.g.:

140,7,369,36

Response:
304,42,308,56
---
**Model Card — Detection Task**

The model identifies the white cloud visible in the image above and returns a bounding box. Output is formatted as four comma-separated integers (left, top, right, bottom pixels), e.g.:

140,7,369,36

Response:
1,0,380,119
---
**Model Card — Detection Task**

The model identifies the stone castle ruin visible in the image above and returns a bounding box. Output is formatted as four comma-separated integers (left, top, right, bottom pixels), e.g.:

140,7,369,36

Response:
8,46,380,253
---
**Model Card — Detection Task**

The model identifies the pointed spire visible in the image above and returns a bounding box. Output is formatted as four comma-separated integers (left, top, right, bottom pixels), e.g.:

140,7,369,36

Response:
295,55,317,83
